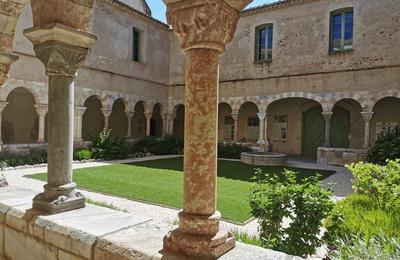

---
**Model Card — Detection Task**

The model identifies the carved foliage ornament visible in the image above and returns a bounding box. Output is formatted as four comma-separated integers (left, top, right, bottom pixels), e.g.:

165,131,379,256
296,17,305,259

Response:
167,0,240,53
34,41,89,77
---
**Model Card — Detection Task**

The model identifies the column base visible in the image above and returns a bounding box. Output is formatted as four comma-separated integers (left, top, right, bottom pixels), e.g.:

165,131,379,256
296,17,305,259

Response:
163,211,235,259
0,176,8,187
33,183,85,214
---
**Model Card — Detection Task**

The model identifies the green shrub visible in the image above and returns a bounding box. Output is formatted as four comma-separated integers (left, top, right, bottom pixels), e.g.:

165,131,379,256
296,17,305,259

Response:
0,150,47,167
329,235,400,260
218,143,251,159
324,194,400,244
152,135,184,155
249,169,333,257
346,160,400,209
74,149,92,161
131,136,158,154
92,129,129,160
367,127,400,165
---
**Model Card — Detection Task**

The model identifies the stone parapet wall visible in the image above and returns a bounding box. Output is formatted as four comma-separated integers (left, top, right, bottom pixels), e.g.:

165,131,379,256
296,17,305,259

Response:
317,147,367,166
0,186,301,260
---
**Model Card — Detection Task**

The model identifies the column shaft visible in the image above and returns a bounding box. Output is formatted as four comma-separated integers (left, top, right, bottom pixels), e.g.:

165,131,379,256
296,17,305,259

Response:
322,112,333,147
231,113,239,141
257,112,266,145
145,112,152,136
362,112,374,149
47,75,74,186
126,112,134,138
183,49,219,215
74,106,86,142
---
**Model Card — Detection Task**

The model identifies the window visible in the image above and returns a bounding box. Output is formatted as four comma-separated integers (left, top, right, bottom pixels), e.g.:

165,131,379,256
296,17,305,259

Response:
273,114,288,141
255,24,273,62
330,8,353,52
132,28,140,62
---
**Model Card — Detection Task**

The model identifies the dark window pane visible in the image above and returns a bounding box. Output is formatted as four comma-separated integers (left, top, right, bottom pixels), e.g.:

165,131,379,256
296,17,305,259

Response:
133,29,140,62
268,26,273,49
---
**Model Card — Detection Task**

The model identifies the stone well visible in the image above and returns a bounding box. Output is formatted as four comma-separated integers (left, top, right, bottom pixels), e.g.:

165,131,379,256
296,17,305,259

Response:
241,152,287,166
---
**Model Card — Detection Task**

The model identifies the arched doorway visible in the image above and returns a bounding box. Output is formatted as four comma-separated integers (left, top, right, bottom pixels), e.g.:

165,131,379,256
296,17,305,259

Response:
218,103,234,141
2,88,38,144
151,103,163,138
132,101,146,139
173,104,185,139
109,99,128,138
238,102,259,142
82,96,104,141
302,105,324,156
371,97,400,144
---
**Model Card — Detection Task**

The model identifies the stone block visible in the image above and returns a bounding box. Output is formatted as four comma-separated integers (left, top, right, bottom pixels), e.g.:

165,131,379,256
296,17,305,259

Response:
4,226,58,260
5,204,41,233
0,224,4,257
40,204,151,259
58,249,86,260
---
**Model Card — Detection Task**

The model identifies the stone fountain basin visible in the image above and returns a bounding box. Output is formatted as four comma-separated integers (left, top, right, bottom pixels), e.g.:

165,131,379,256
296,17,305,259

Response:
241,152,287,166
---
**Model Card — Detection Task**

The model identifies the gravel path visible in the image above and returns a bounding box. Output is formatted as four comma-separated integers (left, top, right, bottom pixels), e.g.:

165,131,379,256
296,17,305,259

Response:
1,155,353,237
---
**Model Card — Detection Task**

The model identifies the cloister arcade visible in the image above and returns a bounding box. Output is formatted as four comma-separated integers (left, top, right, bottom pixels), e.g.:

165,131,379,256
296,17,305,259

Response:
0,85,398,158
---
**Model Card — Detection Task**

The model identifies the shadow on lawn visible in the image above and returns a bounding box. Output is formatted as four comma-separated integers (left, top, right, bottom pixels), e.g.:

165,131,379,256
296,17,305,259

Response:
127,157,335,183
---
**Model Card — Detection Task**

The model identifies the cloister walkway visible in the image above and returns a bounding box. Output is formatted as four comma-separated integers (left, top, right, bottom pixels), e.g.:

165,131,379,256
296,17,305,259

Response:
2,155,352,237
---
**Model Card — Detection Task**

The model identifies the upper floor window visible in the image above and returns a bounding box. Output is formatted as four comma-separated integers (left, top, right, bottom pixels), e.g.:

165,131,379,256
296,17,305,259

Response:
330,8,353,52
255,24,273,62
132,28,140,62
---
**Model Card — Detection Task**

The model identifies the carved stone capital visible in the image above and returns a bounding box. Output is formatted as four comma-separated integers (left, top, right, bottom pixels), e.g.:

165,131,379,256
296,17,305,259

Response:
361,111,374,122
35,104,48,117
101,108,112,118
165,0,241,53
75,106,87,117
24,24,97,77
321,111,333,122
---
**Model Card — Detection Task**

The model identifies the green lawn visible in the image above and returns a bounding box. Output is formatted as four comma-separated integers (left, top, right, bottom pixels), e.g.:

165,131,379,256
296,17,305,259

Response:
29,157,334,223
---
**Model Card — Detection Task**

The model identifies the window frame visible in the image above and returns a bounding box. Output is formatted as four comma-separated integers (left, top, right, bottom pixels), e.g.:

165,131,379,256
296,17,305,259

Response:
254,23,274,63
132,27,141,62
329,7,354,53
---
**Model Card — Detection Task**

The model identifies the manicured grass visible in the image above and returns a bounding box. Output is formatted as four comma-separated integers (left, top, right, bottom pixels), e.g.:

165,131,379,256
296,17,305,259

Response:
29,157,334,223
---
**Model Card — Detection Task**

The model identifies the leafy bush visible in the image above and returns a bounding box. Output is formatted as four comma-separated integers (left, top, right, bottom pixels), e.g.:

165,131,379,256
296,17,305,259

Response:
218,143,251,159
329,235,400,260
92,129,129,160
367,127,400,165
324,194,400,244
249,169,333,257
74,149,92,161
0,150,47,168
152,135,184,155
346,160,400,209
131,136,159,154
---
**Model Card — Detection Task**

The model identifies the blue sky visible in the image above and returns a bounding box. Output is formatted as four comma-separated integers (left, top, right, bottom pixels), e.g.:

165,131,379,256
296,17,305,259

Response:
147,0,277,23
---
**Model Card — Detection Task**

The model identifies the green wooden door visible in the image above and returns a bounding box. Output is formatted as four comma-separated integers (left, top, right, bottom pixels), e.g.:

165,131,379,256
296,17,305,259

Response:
330,106,350,148
302,106,325,156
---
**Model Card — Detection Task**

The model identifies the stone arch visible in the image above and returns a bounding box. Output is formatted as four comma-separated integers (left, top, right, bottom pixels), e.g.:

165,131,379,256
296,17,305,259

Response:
238,101,259,142
82,95,104,141
109,98,128,138
2,87,38,144
151,103,163,138
370,96,400,144
266,97,323,156
173,104,185,139
218,102,234,141
331,99,364,149
132,101,147,139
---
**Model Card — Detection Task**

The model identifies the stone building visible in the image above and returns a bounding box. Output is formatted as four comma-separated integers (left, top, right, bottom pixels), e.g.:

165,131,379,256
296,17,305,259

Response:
1,0,399,165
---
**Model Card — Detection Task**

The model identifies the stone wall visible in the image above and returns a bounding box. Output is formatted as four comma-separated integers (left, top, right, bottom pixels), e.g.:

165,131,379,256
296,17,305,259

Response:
317,147,366,166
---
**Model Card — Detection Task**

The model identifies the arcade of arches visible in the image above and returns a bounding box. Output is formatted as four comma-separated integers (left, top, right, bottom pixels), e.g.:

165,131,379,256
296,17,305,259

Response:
1,89,399,158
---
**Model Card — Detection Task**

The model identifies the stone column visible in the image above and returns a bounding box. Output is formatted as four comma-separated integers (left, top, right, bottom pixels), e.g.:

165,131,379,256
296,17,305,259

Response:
361,112,374,149
125,111,134,138
35,104,48,143
162,0,249,258
257,112,267,145
0,101,8,146
0,47,18,189
168,113,175,135
144,112,152,136
161,113,168,137
74,106,87,142
24,24,97,214
231,112,239,142
101,108,112,131
322,112,333,147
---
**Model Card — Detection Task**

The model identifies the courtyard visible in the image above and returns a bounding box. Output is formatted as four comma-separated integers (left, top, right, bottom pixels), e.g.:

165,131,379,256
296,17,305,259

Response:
28,157,335,223
0,0,399,259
